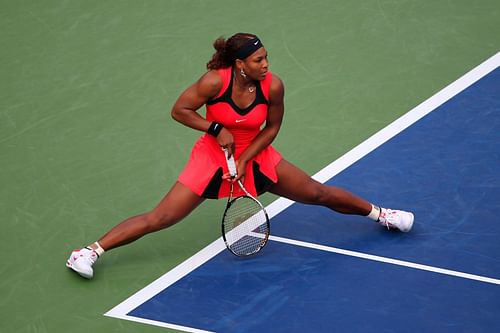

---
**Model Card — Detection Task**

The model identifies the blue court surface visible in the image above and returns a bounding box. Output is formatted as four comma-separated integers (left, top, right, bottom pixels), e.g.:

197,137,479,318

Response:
106,54,500,332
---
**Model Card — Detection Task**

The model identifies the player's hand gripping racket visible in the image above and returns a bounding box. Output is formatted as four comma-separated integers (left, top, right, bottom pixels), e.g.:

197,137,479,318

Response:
222,149,270,256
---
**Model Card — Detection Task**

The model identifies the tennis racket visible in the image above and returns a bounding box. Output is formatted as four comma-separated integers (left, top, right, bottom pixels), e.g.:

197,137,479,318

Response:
222,149,270,257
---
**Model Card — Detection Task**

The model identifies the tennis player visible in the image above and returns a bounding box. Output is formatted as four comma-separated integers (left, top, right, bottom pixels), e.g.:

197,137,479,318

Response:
67,33,414,279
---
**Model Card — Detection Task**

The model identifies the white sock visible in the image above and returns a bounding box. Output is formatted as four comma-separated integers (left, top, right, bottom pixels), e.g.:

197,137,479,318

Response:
93,241,105,256
367,204,381,221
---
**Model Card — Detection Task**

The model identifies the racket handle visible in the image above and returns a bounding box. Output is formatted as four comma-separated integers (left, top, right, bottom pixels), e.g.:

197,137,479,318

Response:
223,148,237,178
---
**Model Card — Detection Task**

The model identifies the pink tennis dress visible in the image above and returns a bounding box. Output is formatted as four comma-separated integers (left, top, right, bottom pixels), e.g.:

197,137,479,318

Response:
178,67,282,198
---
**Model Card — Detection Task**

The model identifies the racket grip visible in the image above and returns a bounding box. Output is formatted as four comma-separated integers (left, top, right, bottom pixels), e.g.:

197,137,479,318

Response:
223,148,237,178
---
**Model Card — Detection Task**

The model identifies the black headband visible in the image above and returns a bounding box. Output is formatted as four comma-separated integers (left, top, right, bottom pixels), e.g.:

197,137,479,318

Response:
233,37,263,60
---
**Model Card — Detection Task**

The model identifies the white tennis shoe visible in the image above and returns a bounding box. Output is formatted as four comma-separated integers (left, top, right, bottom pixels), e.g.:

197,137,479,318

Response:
378,208,414,232
66,247,99,279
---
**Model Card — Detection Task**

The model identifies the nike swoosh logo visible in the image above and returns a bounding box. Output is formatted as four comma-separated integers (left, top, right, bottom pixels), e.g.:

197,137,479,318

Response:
254,40,259,45
235,119,247,123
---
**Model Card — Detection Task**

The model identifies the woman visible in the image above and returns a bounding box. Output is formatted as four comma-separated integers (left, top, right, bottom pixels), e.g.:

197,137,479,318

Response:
66,33,414,279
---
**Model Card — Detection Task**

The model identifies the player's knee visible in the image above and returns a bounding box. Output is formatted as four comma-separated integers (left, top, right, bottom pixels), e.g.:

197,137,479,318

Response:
314,186,331,205
302,184,330,205
145,210,177,231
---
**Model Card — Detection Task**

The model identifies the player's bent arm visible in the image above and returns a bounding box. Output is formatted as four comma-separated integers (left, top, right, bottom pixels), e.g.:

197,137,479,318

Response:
263,74,285,140
171,70,222,132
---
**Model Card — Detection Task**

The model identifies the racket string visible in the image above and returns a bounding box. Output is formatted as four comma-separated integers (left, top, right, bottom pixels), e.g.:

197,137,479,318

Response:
223,197,269,256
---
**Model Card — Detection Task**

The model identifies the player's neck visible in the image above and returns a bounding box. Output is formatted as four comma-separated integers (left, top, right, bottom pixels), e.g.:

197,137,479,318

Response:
233,70,256,93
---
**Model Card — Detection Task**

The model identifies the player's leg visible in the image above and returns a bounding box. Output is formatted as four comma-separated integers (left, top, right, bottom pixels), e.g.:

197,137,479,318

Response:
96,181,204,250
269,159,372,215
66,182,203,278
268,159,414,231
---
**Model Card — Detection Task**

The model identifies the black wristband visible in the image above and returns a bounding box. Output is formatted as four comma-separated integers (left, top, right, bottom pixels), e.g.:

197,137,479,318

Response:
207,122,224,137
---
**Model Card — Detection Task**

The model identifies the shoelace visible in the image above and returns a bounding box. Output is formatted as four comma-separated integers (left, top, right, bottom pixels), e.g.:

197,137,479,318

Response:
379,209,393,230
82,247,98,264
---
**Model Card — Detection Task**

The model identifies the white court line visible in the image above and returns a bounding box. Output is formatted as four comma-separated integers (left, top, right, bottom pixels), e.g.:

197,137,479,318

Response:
104,237,226,331
107,316,216,333
105,52,500,329
270,235,500,285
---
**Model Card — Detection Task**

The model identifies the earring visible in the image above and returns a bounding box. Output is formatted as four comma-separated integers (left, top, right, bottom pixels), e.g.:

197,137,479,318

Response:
240,68,247,78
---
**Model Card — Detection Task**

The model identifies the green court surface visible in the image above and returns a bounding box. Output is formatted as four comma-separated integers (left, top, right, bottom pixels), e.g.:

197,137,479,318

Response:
1,1,498,332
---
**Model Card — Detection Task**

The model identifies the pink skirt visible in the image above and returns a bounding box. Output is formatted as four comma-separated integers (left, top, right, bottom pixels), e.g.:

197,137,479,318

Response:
178,134,282,198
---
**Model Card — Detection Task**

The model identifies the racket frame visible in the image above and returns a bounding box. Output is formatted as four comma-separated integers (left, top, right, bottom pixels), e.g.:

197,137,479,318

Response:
221,149,270,256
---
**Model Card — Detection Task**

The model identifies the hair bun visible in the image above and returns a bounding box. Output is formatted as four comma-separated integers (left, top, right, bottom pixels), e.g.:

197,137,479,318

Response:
213,37,226,52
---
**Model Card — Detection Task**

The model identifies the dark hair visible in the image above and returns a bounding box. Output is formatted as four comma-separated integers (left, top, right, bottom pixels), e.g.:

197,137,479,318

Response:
206,32,257,70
